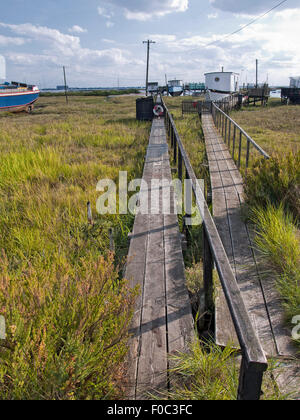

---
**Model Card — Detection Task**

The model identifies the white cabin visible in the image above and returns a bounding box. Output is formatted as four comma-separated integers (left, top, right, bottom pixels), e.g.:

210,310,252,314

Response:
205,71,239,93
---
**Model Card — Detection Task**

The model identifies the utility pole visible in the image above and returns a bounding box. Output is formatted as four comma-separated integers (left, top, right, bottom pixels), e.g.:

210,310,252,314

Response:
256,59,258,88
143,40,155,96
63,66,68,104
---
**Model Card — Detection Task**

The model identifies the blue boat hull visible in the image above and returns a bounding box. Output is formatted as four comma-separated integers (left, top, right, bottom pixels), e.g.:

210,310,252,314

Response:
0,91,40,112
168,86,183,97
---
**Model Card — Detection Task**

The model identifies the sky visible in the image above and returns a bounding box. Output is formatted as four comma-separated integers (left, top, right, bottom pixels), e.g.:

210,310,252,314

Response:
0,0,300,88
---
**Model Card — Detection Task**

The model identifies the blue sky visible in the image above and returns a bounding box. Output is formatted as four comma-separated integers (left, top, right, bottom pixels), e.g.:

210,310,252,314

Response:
0,0,299,87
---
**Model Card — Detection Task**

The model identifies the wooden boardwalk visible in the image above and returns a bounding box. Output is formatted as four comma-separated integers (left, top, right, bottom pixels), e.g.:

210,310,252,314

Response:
125,117,194,400
201,112,300,397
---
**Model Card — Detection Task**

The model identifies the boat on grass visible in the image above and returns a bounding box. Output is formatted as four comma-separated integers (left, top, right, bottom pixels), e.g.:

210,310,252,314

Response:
167,80,183,97
0,81,40,113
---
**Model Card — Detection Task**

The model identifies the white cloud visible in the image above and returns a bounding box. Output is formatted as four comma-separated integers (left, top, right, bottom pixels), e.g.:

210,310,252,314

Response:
208,13,218,19
0,22,138,86
106,21,114,28
98,6,114,19
0,22,81,56
101,38,116,43
149,34,177,43
105,0,189,21
0,34,27,46
210,0,299,15
68,25,87,34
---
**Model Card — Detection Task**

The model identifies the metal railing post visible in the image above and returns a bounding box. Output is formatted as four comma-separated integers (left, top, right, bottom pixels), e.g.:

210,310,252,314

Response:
246,138,250,170
238,131,242,169
232,125,236,160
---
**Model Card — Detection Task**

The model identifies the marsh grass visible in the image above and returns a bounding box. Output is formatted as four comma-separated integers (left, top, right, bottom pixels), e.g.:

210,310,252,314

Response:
231,99,300,155
252,205,300,347
0,95,150,399
165,337,285,400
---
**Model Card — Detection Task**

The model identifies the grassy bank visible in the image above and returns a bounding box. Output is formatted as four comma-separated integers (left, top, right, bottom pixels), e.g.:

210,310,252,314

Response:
40,89,140,97
231,99,300,155
0,95,150,399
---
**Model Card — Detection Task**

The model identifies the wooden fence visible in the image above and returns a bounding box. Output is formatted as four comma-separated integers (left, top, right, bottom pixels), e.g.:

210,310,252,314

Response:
162,97,268,400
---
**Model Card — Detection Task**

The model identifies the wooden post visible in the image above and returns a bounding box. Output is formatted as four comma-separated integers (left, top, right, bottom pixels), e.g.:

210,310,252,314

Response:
237,357,265,400
87,201,93,224
203,227,214,312
63,66,68,105
109,228,115,252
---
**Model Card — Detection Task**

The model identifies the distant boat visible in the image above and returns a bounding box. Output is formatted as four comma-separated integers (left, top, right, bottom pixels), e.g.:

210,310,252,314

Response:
168,80,183,97
0,81,40,112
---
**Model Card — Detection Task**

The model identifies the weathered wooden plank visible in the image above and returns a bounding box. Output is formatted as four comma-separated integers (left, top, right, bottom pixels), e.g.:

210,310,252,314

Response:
125,213,150,399
202,114,278,356
164,213,194,356
273,361,300,400
215,143,277,356
202,117,239,348
126,117,193,399
135,214,168,399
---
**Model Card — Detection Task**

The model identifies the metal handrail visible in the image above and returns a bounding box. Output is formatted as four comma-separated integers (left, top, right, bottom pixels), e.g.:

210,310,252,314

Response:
211,103,270,170
162,97,268,400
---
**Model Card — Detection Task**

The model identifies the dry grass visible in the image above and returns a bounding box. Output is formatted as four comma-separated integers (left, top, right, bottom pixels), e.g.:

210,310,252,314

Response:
231,99,300,155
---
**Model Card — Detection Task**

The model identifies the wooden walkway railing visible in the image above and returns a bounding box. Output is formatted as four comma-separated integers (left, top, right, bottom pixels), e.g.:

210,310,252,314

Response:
162,97,268,400
182,94,241,116
211,103,270,171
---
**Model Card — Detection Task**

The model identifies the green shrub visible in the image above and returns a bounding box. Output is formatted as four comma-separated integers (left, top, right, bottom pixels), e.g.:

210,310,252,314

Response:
0,252,137,400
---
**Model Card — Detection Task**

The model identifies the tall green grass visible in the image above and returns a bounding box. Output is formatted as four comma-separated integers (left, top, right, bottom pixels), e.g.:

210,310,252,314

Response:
167,337,284,400
0,95,150,399
245,152,300,221
252,205,300,345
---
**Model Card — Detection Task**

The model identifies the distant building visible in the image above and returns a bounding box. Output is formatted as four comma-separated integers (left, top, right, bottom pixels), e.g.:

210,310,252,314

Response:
289,77,300,88
148,82,158,94
57,85,68,90
205,71,239,94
